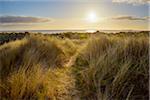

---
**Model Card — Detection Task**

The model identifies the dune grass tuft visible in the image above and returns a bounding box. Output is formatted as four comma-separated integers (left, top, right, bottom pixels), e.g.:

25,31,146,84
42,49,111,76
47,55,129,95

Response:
73,34,149,100
0,35,75,99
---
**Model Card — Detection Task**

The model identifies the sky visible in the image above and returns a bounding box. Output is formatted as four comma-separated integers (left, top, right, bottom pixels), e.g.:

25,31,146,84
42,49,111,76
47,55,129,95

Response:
0,0,149,30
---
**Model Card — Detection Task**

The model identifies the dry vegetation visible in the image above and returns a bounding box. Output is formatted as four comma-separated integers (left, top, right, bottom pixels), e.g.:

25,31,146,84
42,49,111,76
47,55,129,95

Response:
73,34,149,100
0,31,149,100
0,35,76,100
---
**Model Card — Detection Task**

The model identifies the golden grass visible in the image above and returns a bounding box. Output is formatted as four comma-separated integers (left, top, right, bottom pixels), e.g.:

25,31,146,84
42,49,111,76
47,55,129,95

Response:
0,33,149,100
1,64,75,99
0,35,76,99
73,34,149,100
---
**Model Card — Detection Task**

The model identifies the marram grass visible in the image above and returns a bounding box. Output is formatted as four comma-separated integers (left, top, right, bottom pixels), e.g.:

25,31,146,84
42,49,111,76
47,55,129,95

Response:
73,34,149,100
0,33,149,100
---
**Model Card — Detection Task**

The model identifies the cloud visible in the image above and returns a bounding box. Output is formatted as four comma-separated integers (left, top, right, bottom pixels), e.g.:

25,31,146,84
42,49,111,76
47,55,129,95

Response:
112,15,149,21
112,0,150,4
0,16,50,24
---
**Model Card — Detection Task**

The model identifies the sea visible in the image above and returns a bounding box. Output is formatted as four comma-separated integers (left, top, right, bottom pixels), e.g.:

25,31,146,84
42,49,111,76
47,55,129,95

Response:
0,30,146,34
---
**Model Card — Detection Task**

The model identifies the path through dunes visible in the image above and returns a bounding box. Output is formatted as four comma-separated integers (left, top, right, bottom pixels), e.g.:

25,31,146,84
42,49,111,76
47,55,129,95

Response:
0,32,149,100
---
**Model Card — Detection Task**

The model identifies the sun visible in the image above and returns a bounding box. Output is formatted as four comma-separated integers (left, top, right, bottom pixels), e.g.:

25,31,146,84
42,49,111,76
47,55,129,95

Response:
86,12,98,23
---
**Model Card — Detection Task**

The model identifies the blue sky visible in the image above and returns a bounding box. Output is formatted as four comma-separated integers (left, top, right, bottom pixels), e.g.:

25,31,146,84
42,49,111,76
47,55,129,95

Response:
0,0,149,30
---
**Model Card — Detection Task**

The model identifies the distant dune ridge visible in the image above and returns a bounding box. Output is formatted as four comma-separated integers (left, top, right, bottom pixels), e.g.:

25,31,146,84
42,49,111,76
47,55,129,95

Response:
0,31,149,99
